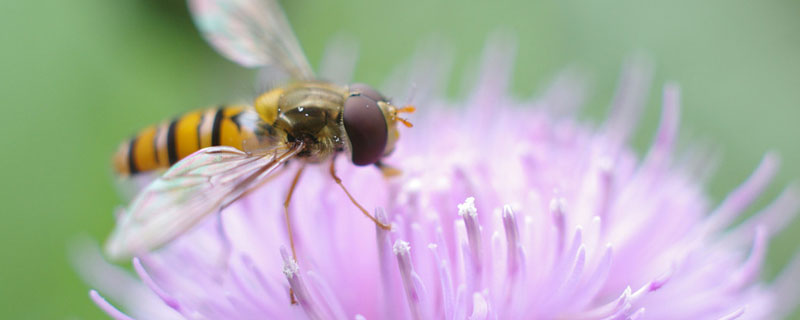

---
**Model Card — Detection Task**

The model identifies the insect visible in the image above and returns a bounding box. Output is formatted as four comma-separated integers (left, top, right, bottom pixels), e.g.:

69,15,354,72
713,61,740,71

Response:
104,0,414,264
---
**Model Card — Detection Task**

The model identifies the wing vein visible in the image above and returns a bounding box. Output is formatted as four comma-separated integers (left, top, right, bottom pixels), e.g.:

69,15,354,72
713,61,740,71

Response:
105,143,304,260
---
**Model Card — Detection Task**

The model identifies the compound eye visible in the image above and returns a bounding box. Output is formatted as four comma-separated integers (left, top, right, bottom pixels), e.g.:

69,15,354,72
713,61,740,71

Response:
350,83,385,102
343,95,388,166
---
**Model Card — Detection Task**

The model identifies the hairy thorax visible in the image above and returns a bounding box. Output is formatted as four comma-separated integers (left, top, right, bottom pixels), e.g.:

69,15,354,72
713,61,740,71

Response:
255,82,349,163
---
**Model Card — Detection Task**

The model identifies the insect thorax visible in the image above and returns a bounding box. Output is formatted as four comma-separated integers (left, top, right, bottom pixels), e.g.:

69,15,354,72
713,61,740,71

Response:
254,82,349,163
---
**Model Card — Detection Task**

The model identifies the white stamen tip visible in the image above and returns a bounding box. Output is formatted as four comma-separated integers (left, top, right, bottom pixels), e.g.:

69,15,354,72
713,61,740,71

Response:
550,197,567,213
406,178,423,191
502,205,514,218
393,240,411,255
282,258,300,278
598,157,613,172
458,197,478,217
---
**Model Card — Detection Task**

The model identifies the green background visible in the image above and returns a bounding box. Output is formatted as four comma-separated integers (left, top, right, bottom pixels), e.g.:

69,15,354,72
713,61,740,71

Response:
2,0,799,318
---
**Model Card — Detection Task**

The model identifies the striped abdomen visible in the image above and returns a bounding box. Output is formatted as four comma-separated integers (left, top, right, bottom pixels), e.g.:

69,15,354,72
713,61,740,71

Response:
113,105,257,176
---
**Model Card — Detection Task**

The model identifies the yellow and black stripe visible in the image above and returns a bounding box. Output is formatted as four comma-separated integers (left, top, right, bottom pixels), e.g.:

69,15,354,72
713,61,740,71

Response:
113,105,252,176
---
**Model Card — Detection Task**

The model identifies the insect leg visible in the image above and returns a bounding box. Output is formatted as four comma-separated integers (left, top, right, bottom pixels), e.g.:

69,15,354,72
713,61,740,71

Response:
284,164,306,260
283,163,306,305
329,156,392,230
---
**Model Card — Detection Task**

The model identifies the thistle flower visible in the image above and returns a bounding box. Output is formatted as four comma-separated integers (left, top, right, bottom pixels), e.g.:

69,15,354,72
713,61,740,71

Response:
77,38,800,319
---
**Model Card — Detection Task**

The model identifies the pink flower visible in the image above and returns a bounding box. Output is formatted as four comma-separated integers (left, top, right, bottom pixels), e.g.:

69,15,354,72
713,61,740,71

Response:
78,38,800,319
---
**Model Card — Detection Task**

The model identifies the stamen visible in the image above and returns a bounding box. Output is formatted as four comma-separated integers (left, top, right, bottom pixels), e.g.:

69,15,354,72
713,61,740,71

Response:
470,292,489,319
89,290,135,320
771,250,800,318
473,33,516,108
242,255,282,305
570,244,613,308
281,255,299,278
642,84,680,170
280,247,323,320
551,227,583,291
719,307,747,320
375,209,400,319
560,245,586,297
458,197,478,217
394,240,411,255
726,226,767,292
305,271,348,320
132,258,181,311
394,240,426,320
502,205,521,275
705,152,779,233
459,237,480,296
458,197,483,274
567,286,631,319
375,208,393,238
429,243,455,320
603,56,653,148
629,308,646,320
730,184,800,244
595,158,614,222
649,263,674,292
228,256,272,314
629,265,673,305
550,197,567,255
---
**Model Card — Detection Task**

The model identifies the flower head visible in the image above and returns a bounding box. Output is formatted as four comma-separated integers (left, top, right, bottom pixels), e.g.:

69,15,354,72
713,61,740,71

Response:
78,38,800,319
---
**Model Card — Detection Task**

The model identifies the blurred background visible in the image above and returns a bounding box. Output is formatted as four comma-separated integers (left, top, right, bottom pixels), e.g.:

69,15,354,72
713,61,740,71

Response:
1,0,799,318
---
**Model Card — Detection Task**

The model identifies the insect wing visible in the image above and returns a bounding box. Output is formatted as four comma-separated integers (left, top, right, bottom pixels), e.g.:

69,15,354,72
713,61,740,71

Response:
114,171,162,203
189,0,314,79
105,145,301,260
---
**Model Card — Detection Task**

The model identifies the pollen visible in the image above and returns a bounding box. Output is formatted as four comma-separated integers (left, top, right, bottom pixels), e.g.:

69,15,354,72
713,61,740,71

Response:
458,197,478,217
280,247,300,278
393,240,411,255
282,259,299,278
549,197,567,214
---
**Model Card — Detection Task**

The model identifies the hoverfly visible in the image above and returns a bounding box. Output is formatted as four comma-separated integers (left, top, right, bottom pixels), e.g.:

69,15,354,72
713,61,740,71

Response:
105,0,414,263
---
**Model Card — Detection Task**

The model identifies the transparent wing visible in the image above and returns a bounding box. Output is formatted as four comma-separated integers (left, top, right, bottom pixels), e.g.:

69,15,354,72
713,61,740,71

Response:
189,0,314,79
105,144,302,260
114,171,163,203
